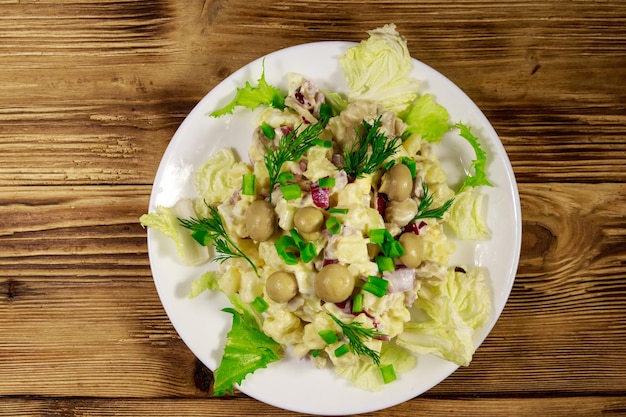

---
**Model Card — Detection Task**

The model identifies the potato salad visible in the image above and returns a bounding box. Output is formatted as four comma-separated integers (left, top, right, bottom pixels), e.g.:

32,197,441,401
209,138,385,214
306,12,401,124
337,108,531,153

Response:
141,24,493,395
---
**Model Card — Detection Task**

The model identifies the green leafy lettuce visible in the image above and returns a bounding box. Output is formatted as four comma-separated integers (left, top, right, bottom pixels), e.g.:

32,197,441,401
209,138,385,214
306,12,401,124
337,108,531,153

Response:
139,200,209,266
188,270,221,299
396,267,491,366
335,342,416,392
447,189,490,240
210,63,285,117
339,24,420,114
455,123,493,193
403,94,451,142
320,89,349,116
212,294,282,396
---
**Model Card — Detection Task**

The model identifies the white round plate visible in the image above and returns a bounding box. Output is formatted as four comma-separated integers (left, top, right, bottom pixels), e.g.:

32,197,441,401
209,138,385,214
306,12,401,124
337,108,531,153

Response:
146,41,521,415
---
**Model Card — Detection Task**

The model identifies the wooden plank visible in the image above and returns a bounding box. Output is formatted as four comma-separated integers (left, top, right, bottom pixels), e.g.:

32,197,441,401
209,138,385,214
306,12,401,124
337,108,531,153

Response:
0,396,625,417
1,183,625,398
0,1,624,186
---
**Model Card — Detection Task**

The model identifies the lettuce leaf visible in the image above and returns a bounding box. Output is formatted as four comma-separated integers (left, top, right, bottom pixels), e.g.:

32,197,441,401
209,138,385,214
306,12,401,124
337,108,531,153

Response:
212,294,282,396
188,270,221,299
455,123,493,193
335,342,416,392
447,189,490,240
396,267,491,366
139,199,209,266
210,63,285,117
339,24,420,114
403,94,451,142
320,89,349,116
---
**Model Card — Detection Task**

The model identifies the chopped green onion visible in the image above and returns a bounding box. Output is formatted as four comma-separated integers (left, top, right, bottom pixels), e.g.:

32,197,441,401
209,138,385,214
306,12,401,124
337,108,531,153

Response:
289,229,305,247
325,216,342,234
369,228,390,245
261,121,275,139
352,293,364,313
376,256,395,272
277,171,295,186
242,173,255,196
281,251,298,265
280,183,302,200
334,343,350,358
318,177,336,189
300,242,317,263
385,240,405,258
401,157,417,179
275,235,298,265
380,364,397,384
311,349,319,358
318,329,339,344
289,229,317,263
319,103,332,124
362,276,389,298
314,138,333,148
275,235,295,253
251,296,268,313
328,207,348,214
370,229,405,258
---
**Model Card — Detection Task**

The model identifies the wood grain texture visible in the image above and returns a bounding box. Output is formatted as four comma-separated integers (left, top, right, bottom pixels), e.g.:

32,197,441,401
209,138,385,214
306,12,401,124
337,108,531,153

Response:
1,184,624,400
1,0,625,415
1,0,624,185
0,396,625,417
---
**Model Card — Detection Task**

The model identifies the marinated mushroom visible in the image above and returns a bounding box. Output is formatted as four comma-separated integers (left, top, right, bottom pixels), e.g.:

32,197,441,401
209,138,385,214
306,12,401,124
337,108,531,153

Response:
314,263,354,303
380,163,413,201
266,271,298,303
384,198,418,227
294,206,325,233
398,232,425,268
245,200,276,242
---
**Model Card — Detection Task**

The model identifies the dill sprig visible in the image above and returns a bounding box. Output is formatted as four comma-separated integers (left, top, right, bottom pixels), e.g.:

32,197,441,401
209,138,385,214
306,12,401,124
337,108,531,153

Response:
414,182,455,221
264,121,324,201
328,313,385,366
342,116,401,179
178,205,258,275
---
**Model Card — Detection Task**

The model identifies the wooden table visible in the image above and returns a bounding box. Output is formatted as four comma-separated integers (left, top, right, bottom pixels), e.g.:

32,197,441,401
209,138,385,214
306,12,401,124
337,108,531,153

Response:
1,1,625,416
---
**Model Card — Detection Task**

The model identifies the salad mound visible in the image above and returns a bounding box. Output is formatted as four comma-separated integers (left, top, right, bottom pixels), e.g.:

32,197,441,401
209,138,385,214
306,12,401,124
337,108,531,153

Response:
141,24,493,395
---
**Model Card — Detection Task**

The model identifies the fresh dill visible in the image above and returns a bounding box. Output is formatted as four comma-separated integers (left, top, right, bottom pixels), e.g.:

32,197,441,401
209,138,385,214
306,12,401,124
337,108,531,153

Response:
328,313,385,366
413,182,454,220
264,121,325,201
342,116,401,179
178,204,258,275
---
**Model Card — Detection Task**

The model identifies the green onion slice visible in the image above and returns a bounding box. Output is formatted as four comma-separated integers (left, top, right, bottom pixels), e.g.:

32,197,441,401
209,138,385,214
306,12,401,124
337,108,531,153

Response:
334,344,350,358
352,293,364,313
261,121,275,139
325,216,342,234
385,240,405,259
275,235,298,265
401,156,417,179
318,177,335,189
376,256,395,272
314,138,333,148
380,364,397,384
251,296,268,313
242,173,255,196
280,183,301,200
318,329,339,344
362,276,389,298
277,171,295,186
328,207,348,214
300,242,317,263
369,228,390,245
